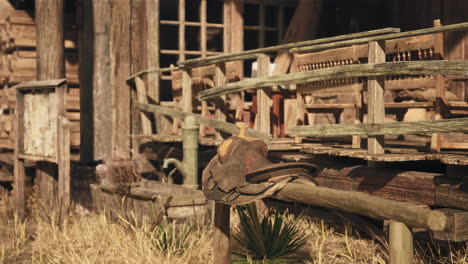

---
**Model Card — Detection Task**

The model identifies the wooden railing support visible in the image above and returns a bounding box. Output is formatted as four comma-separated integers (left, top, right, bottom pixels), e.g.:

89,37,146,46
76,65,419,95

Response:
256,54,272,135
389,220,413,264
213,202,231,264
367,40,386,166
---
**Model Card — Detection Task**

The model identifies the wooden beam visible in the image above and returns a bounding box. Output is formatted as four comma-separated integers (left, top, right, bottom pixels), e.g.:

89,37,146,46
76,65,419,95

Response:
179,28,400,67
133,101,271,140
291,22,468,53
199,60,468,100
272,180,446,231
287,117,468,137
432,209,468,242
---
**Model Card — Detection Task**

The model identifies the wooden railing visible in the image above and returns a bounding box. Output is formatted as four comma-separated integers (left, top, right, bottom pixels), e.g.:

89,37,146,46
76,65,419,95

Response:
129,21,468,154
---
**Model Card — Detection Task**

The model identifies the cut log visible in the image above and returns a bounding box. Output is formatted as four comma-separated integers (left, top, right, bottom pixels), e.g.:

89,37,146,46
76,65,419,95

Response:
272,180,446,231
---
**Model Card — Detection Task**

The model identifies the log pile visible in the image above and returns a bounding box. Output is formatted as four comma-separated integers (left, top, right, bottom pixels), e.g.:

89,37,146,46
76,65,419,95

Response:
0,10,80,149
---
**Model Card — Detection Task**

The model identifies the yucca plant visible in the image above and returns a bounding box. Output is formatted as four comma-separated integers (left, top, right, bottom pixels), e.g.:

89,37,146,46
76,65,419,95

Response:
151,220,194,254
234,203,309,261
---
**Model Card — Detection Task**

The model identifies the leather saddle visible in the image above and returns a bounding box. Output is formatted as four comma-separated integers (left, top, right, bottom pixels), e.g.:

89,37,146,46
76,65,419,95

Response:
202,136,318,205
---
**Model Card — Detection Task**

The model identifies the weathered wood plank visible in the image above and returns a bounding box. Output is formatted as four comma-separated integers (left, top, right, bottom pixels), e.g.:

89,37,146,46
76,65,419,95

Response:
287,117,468,137
199,60,468,100
291,22,468,53
367,41,386,159
256,55,272,135
432,209,468,242
178,28,399,68
133,101,271,140
135,77,152,135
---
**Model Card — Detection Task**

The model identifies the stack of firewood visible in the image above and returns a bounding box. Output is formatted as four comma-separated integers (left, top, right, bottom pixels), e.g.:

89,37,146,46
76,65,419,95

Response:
0,10,80,149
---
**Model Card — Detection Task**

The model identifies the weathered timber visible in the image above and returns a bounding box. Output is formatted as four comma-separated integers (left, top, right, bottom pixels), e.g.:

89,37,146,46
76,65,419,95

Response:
272,181,446,231
291,22,468,53
90,182,208,221
367,40,386,165
111,0,131,160
435,183,468,211
34,0,65,219
178,52,262,69
178,28,399,68
79,0,112,163
389,220,413,264
432,209,468,242
213,202,231,264
199,60,468,100
133,101,270,140
287,117,468,137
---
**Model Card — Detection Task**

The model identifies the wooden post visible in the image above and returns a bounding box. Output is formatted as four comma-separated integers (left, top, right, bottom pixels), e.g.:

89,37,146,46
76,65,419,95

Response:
57,115,71,222
14,90,25,219
79,0,131,162
147,0,162,134
215,63,227,140
256,54,272,135
36,0,64,80
389,220,413,264
200,0,207,58
352,90,363,148
213,202,231,264
367,40,386,164
182,69,192,114
35,0,64,216
79,0,113,162
178,0,186,61
135,77,152,135
431,20,446,153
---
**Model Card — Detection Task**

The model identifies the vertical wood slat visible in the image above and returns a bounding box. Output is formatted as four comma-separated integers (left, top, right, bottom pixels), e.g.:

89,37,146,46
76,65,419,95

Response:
135,76,152,135
294,91,305,143
352,90,363,148
57,115,70,223
182,69,192,113
256,54,272,135
14,89,25,219
178,0,186,61
213,202,231,264
431,19,446,153
200,0,207,58
223,0,232,53
215,63,227,140
367,40,386,158
147,0,160,104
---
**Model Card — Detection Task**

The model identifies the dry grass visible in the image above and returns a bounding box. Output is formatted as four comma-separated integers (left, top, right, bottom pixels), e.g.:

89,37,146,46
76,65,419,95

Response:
1,191,467,264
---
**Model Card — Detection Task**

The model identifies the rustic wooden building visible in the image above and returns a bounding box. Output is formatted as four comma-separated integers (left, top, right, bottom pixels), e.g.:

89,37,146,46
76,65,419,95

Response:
1,2,468,260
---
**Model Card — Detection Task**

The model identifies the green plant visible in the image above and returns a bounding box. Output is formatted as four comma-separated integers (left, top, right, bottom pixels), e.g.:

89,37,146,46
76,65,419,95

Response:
234,203,309,261
151,220,194,254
